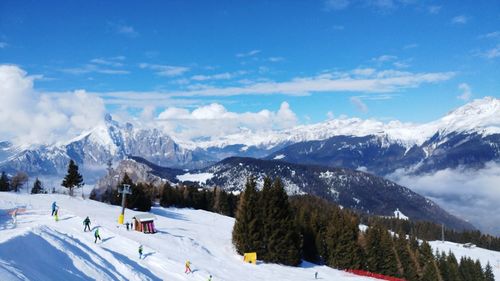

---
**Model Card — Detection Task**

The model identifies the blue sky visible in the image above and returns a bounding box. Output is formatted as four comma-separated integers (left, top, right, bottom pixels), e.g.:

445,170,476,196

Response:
1,0,499,127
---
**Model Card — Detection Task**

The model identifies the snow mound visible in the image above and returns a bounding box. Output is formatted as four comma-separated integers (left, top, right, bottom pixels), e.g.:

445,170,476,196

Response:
176,172,214,184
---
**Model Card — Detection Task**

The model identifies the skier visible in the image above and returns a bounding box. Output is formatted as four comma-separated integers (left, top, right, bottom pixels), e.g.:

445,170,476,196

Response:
185,260,192,274
125,222,130,231
208,275,212,281
11,209,17,224
51,201,57,216
94,228,101,243
138,245,143,259
83,216,91,232
315,272,318,279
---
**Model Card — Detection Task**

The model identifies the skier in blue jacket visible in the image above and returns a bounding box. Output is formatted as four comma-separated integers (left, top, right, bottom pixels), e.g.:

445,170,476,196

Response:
51,202,57,216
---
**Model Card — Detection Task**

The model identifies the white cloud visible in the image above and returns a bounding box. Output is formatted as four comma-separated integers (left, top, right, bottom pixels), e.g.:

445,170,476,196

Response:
90,57,124,67
156,102,297,141
0,42,7,48
372,55,398,63
451,15,468,25
478,31,500,40
236,50,261,58
457,83,472,101
92,68,454,103
324,0,350,10
61,64,129,75
139,63,190,77
350,96,368,113
190,71,246,81
326,111,334,119
480,45,500,59
332,25,345,30
116,25,139,37
0,65,105,145
268,57,285,62
389,162,500,235
403,43,418,49
428,5,441,14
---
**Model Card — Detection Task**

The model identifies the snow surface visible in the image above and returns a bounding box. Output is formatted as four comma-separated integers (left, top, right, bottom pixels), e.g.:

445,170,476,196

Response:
0,193,375,281
429,240,500,279
393,208,408,220
273,154,286,160
176,172,214,184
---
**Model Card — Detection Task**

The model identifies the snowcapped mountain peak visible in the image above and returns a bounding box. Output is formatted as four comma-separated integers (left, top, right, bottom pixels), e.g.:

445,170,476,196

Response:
432,96,500,136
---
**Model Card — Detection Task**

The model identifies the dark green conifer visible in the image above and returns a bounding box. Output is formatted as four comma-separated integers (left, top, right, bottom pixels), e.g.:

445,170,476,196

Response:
232,177,263,255
0,171,9,192
31,177,43,194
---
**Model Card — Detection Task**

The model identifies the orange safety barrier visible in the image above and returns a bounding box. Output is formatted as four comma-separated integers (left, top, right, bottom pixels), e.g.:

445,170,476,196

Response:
346,269,406,281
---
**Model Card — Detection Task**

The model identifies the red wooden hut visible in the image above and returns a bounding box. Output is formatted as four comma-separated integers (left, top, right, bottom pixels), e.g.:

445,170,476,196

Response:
132,214,157,234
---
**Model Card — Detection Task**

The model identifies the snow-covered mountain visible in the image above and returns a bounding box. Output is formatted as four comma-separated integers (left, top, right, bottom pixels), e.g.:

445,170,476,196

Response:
0,115,198,180
185,97,500,151
1,97,499,180
97,156,474,231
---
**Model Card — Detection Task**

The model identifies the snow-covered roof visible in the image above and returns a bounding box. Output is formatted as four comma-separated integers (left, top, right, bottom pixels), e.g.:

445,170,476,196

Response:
133,214,156,222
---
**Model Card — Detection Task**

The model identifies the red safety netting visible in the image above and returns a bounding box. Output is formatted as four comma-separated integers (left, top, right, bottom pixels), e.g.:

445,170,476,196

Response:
346,269,406,281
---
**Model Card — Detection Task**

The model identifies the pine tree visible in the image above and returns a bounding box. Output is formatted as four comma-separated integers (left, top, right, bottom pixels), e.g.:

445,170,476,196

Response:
232,177,263,255
420,259,441,281
473,259,485,281
365,224,398,276
459,257,474,281
418,241,434,269
0,171,9,192
446,252,462,281
259,176,274,260
484,262,495,281
213,187,231,216
263,178,301,266
437,252,450,281
326,212,363,270
61,160,84,196
31,178,43,194
395,232,419,280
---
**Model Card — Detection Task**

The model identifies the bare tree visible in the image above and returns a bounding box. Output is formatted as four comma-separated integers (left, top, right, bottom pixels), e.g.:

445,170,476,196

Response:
11,172,28,192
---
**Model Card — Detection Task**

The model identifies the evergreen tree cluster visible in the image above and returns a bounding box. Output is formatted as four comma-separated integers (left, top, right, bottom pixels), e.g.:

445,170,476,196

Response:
0,171,46,194
364,216,500,252
92,174,239,215
95,173,153,212
160,183,238,216
233,189,494,281
232,177,301,266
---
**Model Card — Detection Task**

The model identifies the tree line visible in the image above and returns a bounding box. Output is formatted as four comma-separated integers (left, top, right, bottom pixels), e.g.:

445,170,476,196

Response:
233,178,495,280
363,216,500,252
0,159,84,195
91,172,239,216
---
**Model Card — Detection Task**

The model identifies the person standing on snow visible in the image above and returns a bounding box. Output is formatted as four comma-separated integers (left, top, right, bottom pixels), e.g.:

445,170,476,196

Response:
138,245,143,259
185,260,192,274
208,274,212,281
11,209,17,224
51,202,57,216
94,228,101,243
83,216,91,232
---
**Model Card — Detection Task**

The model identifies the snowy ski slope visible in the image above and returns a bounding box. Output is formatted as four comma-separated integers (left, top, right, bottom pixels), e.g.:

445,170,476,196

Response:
0,193,373,281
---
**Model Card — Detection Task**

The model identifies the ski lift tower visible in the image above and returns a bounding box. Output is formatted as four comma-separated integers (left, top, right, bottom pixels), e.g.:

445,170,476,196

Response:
118,184,132,224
